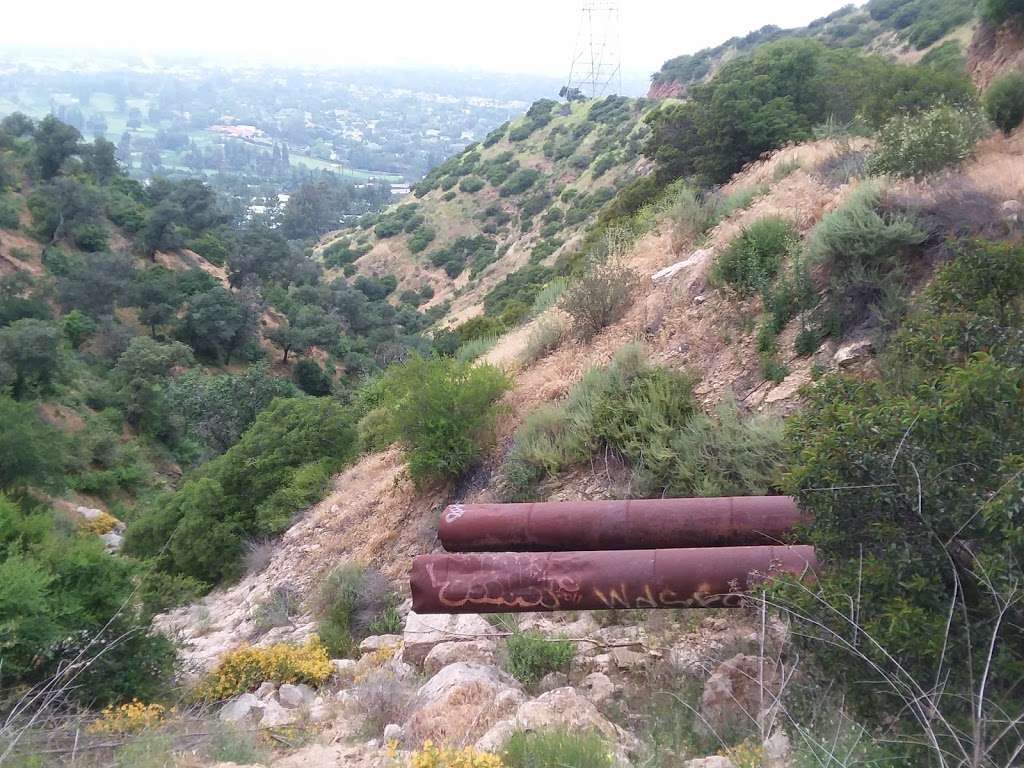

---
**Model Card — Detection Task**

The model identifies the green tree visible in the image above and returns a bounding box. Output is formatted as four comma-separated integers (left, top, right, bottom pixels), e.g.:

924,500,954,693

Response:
86,137,120,183
32,115,81,179
179,287,256,364
165,364,297,457
0,318,61,396
140,199,185,259
56,252,136,316
267,305,339,363
129,267,182,336
112,337,194,433
984,71,1024,133
0,397,66,491
371,355,510,485
61,309,96,349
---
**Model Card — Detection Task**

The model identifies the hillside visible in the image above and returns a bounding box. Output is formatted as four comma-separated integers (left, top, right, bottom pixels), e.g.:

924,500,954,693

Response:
317,95,652,330
649,0,980,98
4,3,1024,767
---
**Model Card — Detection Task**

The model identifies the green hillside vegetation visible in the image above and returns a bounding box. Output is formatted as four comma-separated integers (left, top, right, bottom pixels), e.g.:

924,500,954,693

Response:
651,0,979,95
0,112,444,704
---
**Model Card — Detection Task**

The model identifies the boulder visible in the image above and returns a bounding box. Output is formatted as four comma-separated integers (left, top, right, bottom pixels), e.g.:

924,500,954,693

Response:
383,723,403,742
416,662,521,704
477,686,630,753
700,654,779,735
610,647,648,671
833,338,872,368
537,671,569,692
402,611,493,667
76,506,104,521
331,658,357,684
652,249,713,283
308,697,333,724
255,681,277,700
100,532,123,551
278,682,315,709
219,693,265,724
580,672,617,706
359,634,403,653
763,730,791,768
260,697,299,728
423,639,497,676
406,663,525,747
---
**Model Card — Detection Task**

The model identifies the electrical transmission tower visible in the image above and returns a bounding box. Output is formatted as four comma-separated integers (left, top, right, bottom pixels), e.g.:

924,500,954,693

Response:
565,1,622,99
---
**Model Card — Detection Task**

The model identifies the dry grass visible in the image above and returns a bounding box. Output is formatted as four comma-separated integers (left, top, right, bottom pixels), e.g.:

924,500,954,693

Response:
405,680,516,748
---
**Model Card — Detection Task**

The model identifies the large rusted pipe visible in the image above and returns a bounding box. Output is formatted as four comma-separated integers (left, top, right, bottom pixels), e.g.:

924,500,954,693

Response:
411,545,817,614
438,497,803,552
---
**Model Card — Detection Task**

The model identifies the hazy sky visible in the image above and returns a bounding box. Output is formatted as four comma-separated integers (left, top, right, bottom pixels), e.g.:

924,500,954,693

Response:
1,0,851,83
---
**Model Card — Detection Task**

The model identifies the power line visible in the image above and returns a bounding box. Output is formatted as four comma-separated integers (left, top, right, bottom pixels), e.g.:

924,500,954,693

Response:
565,1,622,99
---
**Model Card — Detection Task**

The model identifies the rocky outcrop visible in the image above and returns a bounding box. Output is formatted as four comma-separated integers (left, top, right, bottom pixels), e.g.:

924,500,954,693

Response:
402,611,493,667
405,662,525,747
476,685,637,759
647,79,686,100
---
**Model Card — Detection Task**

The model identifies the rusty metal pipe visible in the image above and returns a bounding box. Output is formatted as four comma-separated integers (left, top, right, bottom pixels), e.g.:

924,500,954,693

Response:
411,545,817,614
438,497,803,553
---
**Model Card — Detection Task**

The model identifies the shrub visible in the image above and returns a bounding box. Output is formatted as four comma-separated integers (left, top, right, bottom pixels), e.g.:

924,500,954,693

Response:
408,226,437,255
411,742,504,768
498,346,697,501
0,193,19,229
317,562,401,658
984,71,1024,134
560,237,638,341
777,239,1024,732
458,175,486,193
124,397,357,585
499,169,541,197
521,315,566,364
371,356,509,485
88,700,169,735
293,358,332,396
669,185,720,250
503,728,612,768
484,265,554,318
711,217,797,295
981,0,1024,24
353,670,416,735
868,105,989,179
195,638,332,701
634,400,785,498
807,184,926,333
505,630,574,685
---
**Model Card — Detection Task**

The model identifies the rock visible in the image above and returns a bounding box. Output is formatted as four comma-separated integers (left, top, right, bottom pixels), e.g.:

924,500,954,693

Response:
833,338,873,368
610,647,648,671
537,671,568,692
382,723,403,742
763,730,791,768
308,697,333,724
701,654,779,736
1001,199,1021,223
332,658,357,684
260,697,299,728
359,634,403,653
580,672,616,705
255,681,277,700
100,532,123,551
684,758,735,768
423,639,497,676
219,693,265,724
584,652,613,675
76,506,103,520
652,249,713,283
477,687,632,754
278,682,315,709
402,611,493,667
407,663,525,747
417,662,521,705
